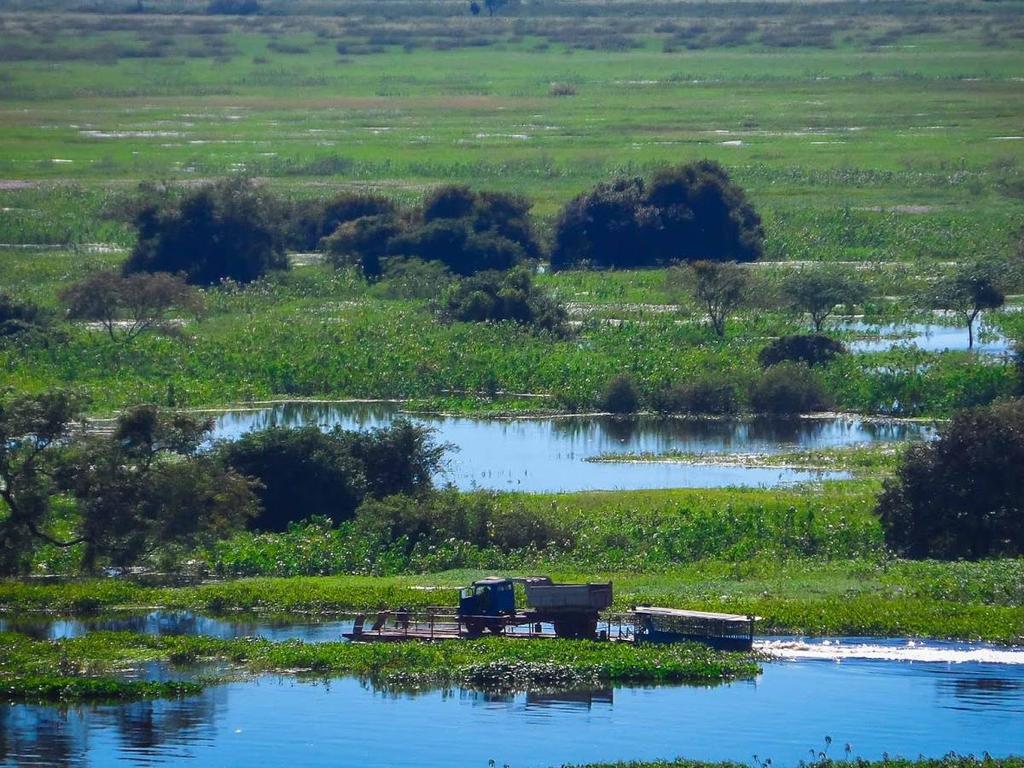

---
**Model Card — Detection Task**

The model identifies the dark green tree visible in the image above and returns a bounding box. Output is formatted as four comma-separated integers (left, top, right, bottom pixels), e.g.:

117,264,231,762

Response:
124,178,287,286
0,390,86,574
552,161,763,270
877,399,1024,559
218,420,447,532
60,406,258,570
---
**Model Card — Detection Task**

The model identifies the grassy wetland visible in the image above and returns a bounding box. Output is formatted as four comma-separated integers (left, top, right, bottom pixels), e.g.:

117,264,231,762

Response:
1,1,1023,765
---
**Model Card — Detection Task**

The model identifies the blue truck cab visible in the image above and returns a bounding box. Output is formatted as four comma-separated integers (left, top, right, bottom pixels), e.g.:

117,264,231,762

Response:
458,577,516,634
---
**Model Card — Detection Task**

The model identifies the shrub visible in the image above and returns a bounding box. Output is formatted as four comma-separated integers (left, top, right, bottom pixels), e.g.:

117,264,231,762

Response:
218,421,446,532
289,192,396,251
322,214,402,280
124,178,287,286
354,489,569,554
322,186,540,278
440,268,568,334
601,374,640,414
552,161,763,270
373,258,454,300
759,334,846,368
0,292,50,340
652,375,741,415
749,362,831,415
207,0,260,14
877,399,1024,559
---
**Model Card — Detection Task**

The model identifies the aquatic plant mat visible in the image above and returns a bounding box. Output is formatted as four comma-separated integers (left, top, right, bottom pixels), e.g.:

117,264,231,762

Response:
0,631,759,702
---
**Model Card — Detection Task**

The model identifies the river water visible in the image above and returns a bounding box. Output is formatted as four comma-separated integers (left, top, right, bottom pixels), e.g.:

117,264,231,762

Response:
2,631,1022,768
205,404,934,492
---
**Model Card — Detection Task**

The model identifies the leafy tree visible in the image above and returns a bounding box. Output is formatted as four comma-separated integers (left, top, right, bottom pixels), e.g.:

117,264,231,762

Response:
322,214,402,280
61,271,204,342
552,161,763,270
0,390,86,574
924,262,1006,349
877,399,1024,559
469,1,481,15
0,395,255,574
124,178,287,286
58,406,258,571
218,427,367,532
759,334,846,368
601,374,640,414
322,186,539,278
783,267,869,332
440,268,568,334
672,260,748,337
749,362,830,415
218,420,446,532
287,192,395,252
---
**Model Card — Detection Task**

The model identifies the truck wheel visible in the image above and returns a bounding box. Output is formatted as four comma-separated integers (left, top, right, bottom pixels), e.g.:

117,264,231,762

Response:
464,619,485,636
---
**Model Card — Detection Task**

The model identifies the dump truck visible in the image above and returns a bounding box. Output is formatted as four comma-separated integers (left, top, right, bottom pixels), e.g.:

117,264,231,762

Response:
458,576,613,639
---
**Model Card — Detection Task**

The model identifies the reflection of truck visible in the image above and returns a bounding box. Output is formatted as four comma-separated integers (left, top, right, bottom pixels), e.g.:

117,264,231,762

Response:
458,576,613,639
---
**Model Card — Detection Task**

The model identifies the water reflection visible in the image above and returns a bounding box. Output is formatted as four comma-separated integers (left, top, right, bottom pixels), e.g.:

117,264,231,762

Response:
835,319,1011,356
4,654,1022,768
206,404,932,491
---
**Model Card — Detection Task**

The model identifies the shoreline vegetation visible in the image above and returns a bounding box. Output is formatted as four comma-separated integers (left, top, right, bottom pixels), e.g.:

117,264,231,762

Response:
3,557,1022,643
0,632,761,703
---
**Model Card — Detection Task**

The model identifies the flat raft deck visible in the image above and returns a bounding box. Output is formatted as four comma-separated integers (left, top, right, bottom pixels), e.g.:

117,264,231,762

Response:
342,608,756,649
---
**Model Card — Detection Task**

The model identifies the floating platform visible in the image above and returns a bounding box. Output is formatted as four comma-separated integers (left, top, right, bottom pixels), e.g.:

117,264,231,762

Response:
342,607,756,650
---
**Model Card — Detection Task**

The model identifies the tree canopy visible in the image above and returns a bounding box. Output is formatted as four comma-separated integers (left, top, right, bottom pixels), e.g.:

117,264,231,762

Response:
124,177,288,286
877,399,1024,559
0,394,257,574
551,161,763,270
439,268,568,335
217,420,446,532
322,185,540,279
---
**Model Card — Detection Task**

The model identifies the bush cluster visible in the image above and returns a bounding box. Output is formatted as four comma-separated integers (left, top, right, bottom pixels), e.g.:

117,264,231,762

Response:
552,161,763,270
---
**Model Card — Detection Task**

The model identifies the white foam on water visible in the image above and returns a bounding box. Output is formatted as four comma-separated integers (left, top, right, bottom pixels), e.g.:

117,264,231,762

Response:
758,639,1024,665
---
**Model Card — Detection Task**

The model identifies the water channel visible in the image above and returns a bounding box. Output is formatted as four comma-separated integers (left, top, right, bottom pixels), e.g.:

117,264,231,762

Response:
206,404,935,492
2,615,1022,768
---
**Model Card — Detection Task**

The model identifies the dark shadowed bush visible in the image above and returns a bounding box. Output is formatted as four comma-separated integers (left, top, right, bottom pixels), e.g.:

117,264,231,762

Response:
289,192,396,252
877,399,1024,559
354,489,570,554
759,334,846,368
321,186,540,278
218,421,446,532
440,268,568,334
652,375,742,415
124,178,287,286
601,374,640,414
749,362,831,415
0,292,50,341
552,161,763,270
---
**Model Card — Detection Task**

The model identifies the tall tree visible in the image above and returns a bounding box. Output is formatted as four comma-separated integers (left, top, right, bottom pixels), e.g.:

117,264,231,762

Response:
783,267,869,332
0,390,86,574
924,261,1006,349
668,260,748,337
877,399,1024,559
